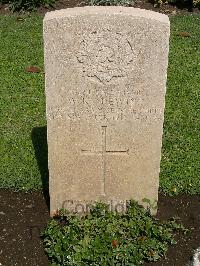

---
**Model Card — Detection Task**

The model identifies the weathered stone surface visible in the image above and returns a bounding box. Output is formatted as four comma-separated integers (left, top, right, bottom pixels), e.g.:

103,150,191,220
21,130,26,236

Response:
43,7,170,215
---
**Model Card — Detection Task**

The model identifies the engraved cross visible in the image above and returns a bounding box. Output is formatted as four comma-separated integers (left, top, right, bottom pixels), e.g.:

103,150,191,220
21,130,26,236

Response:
81,126,129,196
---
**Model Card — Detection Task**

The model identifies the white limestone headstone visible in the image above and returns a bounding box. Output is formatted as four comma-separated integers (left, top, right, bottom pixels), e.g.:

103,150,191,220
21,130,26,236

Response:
43,7,170,215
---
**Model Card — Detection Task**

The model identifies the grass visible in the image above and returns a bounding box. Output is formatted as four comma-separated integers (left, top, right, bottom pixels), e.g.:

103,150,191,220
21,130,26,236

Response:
0,14,199,194
0,15,45,190
160,15,200,195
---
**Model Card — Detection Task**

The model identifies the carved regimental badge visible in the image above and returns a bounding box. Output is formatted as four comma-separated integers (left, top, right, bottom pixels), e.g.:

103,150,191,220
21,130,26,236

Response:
77,30,135,84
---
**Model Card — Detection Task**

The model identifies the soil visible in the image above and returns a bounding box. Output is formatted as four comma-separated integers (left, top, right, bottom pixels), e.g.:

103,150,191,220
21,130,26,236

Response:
0,189,199,265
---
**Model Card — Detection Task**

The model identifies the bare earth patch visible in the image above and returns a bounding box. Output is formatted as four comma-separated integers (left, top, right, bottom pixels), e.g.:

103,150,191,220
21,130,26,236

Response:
0,189,199,265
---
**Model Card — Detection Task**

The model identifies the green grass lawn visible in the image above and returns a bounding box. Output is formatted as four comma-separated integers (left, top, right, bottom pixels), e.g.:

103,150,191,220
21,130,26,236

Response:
0,14,199,194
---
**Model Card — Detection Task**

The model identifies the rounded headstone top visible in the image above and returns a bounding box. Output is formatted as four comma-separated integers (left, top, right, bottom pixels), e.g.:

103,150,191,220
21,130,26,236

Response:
44,6,169,25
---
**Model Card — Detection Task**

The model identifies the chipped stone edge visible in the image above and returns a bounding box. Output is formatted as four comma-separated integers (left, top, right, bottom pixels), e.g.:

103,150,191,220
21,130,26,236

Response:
192,247,200,266
187,247,200,266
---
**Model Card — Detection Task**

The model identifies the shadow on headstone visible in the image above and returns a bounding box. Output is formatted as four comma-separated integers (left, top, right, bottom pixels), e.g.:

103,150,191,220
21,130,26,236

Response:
31,126,50,211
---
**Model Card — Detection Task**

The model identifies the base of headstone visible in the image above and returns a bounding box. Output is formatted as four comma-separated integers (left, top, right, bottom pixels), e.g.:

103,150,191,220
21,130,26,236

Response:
50,197,157,217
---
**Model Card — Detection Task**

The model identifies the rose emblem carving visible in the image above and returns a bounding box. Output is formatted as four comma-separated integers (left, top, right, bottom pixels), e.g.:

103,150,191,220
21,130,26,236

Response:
77,30,135,83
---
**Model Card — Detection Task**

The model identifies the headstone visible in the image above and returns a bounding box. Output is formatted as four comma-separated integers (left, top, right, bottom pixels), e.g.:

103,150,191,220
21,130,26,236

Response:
44,7,170,216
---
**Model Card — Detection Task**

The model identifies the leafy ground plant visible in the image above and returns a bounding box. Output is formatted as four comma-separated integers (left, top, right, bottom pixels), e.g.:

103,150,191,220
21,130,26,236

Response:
88,0,134,6
42,201,186,265
152,0,200,8
0,0,54,11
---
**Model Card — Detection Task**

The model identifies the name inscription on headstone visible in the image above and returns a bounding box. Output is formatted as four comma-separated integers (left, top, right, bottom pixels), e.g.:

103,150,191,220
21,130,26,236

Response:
47,86,163,122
